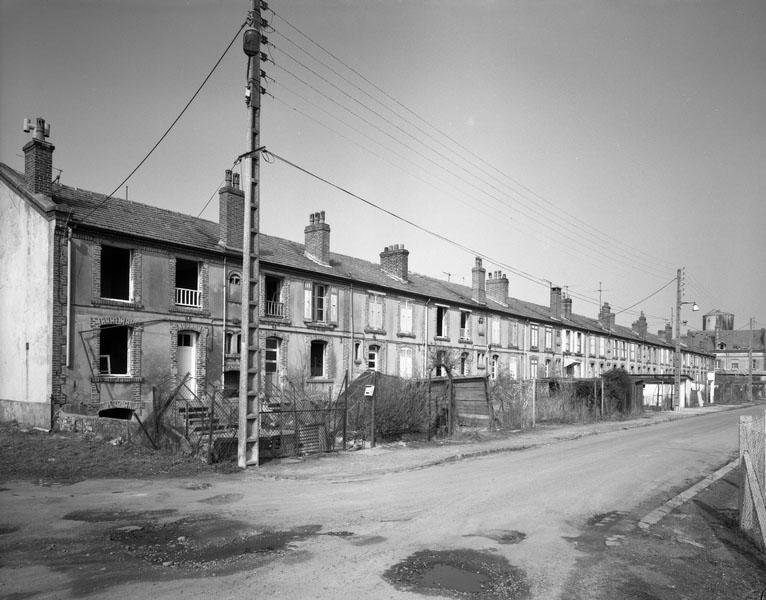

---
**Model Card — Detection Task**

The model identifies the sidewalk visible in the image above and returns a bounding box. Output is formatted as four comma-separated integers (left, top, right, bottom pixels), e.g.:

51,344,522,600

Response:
253,403,748,481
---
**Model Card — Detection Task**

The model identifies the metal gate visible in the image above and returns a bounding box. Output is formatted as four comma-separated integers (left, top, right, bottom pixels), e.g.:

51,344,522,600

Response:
259,373,349,459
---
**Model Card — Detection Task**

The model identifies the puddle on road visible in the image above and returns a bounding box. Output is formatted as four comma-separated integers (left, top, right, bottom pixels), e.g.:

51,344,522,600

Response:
384,548,530,599
197,493,244,505
63,509,177,522
466,529,527,545
0,524,19,535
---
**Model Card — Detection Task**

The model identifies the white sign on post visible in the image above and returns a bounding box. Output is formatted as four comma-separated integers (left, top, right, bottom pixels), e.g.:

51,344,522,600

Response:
364,385,375,397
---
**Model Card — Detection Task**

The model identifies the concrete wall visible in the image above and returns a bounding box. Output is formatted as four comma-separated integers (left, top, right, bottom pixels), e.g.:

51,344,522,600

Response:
0,185,53,427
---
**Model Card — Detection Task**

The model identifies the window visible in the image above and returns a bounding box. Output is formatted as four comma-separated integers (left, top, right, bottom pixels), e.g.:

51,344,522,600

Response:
228,272,241,303
436,306,448,338
265,337,279,373
225,332,241,355
459,310,471,340
731,361,739,371
399,347,413,378
264,275,284,317
477,351,486,370
304,282,337,323
563,330,570,353
544,359,551,377
368,344,380,370
490,318,501,346
460,352,468,375
101,245,131,301
436,350,447,376
544,327,553,351
310,341,326,377
530,325,539,349
589,335,596,356
399,301,413,334
575,332,582,354
175,258,201,307
354,341,362,363
530,357,538,379
368,294,384,330
599,337,605,357
630,343,636,361
99,325,130,375
490,355,499,380
509,321,519,347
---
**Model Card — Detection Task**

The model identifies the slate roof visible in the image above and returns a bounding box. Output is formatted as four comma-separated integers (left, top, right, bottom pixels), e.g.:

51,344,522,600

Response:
1,162,707,354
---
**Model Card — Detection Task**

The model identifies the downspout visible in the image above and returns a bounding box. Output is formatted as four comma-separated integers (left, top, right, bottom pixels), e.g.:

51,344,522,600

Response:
222,257,227,388
65,227,72,368
423,299,431,376
349,283,354,376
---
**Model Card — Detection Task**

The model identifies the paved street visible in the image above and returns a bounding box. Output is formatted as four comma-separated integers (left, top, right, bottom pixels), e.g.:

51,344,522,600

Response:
1,405,763,599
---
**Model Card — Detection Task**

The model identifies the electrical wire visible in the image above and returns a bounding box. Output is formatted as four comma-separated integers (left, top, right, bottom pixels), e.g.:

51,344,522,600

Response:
269,52,672,282
78,19,248,226
268,9,678,274
614,277,677,315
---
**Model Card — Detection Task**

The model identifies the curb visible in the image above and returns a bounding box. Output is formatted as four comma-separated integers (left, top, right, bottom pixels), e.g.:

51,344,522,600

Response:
638,458,739,530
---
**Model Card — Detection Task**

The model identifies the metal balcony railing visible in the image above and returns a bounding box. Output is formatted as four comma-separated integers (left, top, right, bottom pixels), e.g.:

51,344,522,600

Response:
264,300,285,318
176,287,201,307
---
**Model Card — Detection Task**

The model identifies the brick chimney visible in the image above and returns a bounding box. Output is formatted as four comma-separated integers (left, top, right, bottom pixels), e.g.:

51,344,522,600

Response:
380,244,409,281
563,295,572,319
631,311,648,339
550,286,563,319
304,211,330,265
23,117,55,196
218,170,244,249
598,302,615,329
471,257,486,304
659,322,673,344
486,271,509,304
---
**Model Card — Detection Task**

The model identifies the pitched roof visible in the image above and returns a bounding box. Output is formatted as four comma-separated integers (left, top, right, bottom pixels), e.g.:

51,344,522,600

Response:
0,162,706,354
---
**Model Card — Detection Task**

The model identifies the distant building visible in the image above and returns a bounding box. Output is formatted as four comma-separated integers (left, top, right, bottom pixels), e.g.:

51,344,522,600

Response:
702,309,734,332
0,119,715,428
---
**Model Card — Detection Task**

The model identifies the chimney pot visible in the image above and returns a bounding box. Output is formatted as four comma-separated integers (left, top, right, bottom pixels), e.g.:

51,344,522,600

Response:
232,173,240,188
225,170,232,186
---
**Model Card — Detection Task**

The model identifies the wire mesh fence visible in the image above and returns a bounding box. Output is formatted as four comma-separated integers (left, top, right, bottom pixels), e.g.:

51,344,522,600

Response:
739,409,766,549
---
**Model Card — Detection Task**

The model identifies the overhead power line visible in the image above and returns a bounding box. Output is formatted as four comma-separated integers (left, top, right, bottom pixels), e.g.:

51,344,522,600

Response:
268,8,678,276
78,19,248,225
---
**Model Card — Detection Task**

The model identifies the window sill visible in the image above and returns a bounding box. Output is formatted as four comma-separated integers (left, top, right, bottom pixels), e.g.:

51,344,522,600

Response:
93,298,143,310
396,332,416,339
434,335,450,342
458,337,473,345
170,306,209,317
91,376,142,384
364,327,386,335
304,320,336,330
262,314,289,323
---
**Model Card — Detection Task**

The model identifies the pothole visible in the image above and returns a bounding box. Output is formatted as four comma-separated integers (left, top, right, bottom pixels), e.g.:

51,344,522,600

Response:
383,548,530,599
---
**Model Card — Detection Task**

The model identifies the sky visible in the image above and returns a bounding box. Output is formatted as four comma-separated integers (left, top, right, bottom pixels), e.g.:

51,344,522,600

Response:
2,0,764,333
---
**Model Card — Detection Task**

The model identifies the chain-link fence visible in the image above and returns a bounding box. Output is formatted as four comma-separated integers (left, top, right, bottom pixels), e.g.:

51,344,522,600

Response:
739,410,766,549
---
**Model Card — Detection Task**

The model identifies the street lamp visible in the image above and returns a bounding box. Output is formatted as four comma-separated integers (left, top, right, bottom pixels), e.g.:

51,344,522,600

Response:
674,267,699,410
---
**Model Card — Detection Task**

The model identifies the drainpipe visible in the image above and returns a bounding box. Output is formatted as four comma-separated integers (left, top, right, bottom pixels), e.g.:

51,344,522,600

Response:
222,257,227,388
349,283,354,376
423,299,431,377
65,227,72,368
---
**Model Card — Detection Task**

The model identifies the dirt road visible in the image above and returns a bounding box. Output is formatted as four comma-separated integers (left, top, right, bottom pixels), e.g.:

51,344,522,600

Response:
1,406,764,599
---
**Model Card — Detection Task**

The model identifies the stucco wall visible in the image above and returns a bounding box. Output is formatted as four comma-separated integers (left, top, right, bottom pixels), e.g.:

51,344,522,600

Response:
0,185,53,427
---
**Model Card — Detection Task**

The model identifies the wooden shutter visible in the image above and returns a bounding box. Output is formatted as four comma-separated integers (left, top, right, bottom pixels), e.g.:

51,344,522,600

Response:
304,282,312,320
330,288,338,323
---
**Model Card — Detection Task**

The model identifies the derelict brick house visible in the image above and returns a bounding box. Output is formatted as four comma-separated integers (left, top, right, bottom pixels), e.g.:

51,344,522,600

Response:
0,120,715,428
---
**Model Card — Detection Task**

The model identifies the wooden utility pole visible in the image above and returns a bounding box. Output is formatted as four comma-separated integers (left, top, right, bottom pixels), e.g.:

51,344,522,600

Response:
238,0,263,468
673,268,682,411
748,317,754,403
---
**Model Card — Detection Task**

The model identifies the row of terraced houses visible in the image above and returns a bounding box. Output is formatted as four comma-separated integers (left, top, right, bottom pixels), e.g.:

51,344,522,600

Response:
0,120,715,428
